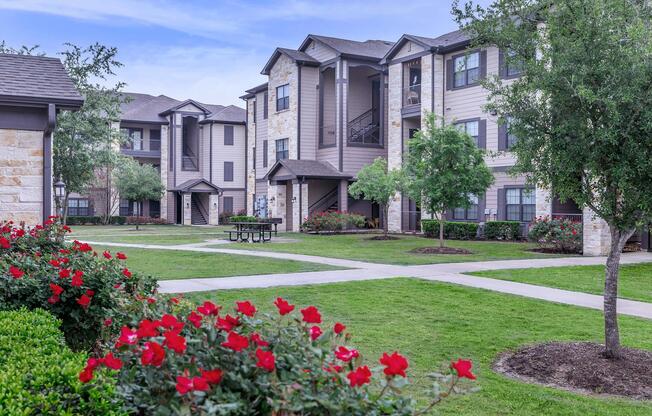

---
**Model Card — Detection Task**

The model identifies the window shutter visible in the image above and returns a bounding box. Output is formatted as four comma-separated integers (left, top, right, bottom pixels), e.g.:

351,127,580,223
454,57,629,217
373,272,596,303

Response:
477,119,487,149
224,125,234,145
497,188,506,220
263,93,268,119
498,122,507,151
446,59,454,90
480,50,487,79
263,140,268,167
223,196,233,214
498,49,506,78
224,161,234,182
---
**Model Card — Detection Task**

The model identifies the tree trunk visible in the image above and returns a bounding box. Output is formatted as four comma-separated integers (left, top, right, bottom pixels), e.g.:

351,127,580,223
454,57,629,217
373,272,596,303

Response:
383,204,389,239
603,225,635,359
135,201,140,231
62,192,70,225
439,213,445,248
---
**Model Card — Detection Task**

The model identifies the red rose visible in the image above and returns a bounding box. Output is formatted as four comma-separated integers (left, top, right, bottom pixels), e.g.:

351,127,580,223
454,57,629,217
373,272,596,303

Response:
49,283,64,296
141,341,166,366
221,331,249,352
77,294,91,308
175,376,193,395
236,300,257,317
78,367,94,383
347,365,371,387
104,318,113,327
335,346,359,362
116,252,127,260
117,326,138,346
379,351,409,377
334,322,346,334
255,348,276,372
163,330,187,354
300,306,322,323
309,325,322,341
250,332,269,347
59,268,71,279
136,319,160,338
47,295,60,304
71,270,84,287
86,289,95,297
216,314,240,331
160,314,184,331
197,300,219,316
274,297,295,315
0,237,10,249
9,265,24,279
188,311,203,328
201,368,223,384
325,363,343,373
49,259,60,268
102,352,123,370
451,359,476,380
103,250,112,259
192,376,209,391
122,268,132,278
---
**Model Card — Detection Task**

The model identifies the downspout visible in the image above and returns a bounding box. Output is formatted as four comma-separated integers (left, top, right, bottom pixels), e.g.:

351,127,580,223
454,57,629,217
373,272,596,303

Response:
297,63,302,160
431,52,435,117
298,176,303,227
209,121,213,182
43,103,56,221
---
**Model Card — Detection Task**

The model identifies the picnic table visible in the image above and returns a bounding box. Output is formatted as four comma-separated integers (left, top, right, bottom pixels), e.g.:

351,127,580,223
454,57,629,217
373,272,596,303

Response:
225,222,277,243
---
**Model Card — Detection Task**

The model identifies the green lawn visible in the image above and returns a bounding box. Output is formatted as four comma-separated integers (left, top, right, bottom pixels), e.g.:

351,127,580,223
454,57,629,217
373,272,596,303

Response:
225,233,564,265
94,245,342,280
183,279,652,415
68,225,231,245
469,262,652,303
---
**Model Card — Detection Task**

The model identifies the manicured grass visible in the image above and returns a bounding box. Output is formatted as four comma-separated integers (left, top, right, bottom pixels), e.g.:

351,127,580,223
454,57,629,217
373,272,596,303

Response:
68,225,231,245
225,233,564,265
469,262,652,303
94,245,343,280
183,279,652,415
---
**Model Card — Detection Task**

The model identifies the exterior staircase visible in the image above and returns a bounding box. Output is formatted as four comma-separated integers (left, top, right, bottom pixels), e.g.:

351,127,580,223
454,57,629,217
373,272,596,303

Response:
190,194,208,225
348,109,380,145
309,187,339,214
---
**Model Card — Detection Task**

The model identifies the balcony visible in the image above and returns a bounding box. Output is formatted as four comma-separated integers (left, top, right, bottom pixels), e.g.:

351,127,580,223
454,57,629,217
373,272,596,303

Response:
121,139,161,158
403,83,421,107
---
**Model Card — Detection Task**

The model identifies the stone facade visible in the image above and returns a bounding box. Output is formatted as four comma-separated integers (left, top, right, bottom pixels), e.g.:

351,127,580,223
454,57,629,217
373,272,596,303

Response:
246,99,256,216
182,193,191,225
268,184,287,230
208,193,220,225
0,129,46,224
583,206,611,256
159,124,169,220
535,186,552,218
387,62,403,233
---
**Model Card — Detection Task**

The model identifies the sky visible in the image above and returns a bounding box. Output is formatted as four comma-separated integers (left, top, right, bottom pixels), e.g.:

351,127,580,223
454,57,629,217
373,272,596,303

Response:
0,0,488,107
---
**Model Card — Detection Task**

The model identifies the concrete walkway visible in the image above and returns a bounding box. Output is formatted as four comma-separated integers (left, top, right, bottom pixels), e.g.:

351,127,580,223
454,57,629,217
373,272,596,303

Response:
83,240,652,320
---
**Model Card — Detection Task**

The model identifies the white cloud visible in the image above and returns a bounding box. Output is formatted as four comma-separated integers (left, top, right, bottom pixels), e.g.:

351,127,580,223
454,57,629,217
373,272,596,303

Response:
114,44,267,106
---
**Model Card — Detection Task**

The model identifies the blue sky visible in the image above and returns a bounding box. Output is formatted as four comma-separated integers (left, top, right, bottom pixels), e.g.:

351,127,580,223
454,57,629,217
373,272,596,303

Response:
0,0,486,106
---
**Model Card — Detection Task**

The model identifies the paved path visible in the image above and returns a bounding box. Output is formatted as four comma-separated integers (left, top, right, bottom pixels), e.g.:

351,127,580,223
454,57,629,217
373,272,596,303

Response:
83,240,652,320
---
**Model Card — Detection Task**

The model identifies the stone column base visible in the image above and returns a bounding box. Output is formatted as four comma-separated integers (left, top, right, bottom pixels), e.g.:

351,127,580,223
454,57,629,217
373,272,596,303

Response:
208,194,220,225
582,207,610,256
182,193,192,226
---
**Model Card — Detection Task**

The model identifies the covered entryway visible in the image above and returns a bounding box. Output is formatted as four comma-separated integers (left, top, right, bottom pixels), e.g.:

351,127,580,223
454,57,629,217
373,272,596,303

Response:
169,179,222,225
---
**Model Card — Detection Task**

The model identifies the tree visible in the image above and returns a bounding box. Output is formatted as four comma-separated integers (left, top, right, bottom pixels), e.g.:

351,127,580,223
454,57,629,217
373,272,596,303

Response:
114,159,164,230
348,158,403,239
453,0,652,358
403,113,493,248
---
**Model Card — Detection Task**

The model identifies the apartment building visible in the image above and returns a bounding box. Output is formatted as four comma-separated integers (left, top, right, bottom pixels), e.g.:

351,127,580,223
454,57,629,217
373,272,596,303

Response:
78,93,246,225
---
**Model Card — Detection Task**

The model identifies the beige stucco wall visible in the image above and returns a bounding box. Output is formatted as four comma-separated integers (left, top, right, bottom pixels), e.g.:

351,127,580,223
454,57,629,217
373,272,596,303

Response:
0,129,45,224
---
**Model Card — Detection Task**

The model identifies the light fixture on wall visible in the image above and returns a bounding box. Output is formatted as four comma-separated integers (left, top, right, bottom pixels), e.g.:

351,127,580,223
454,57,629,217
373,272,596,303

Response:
291,196,297,203
269,196,276,203
489,109,498,116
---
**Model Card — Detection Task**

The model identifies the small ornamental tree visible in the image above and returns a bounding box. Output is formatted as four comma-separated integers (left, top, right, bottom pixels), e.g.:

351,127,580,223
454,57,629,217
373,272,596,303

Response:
454,0,652,358
114,159,165,230
403,113,493,248
349,158,403,239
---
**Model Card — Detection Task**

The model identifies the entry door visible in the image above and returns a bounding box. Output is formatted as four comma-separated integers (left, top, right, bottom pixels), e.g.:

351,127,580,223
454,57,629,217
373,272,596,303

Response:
285,183,293,231
175,194,182,224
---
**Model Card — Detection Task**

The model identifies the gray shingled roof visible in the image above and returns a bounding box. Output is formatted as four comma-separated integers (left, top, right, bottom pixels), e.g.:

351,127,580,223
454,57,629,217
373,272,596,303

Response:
261,48,320,75
201,105,246,124
409,29,471,49
119,92,244,124
0,53,83,107
304,35,395,60
265,159,352,180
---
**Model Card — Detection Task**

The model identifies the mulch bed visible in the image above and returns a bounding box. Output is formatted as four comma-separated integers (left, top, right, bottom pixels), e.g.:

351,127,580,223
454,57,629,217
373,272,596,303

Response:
366,235,401,241
410,246,472,255
528,247,578,254
494,342,652,400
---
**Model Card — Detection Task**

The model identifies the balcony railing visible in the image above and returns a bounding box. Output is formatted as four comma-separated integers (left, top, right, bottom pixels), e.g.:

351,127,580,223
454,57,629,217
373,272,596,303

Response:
150,139,161,151
552,213,583,223
403,83,421,106
348,109,380,145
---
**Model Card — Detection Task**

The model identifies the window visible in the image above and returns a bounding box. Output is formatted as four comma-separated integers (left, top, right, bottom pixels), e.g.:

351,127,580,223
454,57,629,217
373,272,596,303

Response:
253,99,257,122
68,198,90,216
224,125,234,145
455,120,479,146
506,188,536,222
263,140,268,167
120,128,143,150
275,138,289,161
149,129,161,151
453,195,479,220
263,92,268,119
506,117,518,149
119,199,133,216
252,146,256,168
276,84,289,111
223,196,234,214
454,51,480,87
504,49,524,77
224,161,234,182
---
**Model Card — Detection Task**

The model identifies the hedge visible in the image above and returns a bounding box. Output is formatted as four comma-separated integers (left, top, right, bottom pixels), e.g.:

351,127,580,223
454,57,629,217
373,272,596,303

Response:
421,220,479,240
0,308,121,415
66,216,127,225
228,215,258,223
483,221,522,240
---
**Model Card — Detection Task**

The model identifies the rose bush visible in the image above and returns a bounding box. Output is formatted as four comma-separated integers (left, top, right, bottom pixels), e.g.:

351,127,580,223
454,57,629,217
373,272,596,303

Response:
82,297,477,415
528,216,583,253
0,218,157,350
301,211,366,233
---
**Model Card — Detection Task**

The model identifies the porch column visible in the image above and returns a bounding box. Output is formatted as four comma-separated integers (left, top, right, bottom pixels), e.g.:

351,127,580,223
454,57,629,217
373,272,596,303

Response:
583,206,611,256
208,193,220,225
535,186,553,218
268,183,287,230
159,124,169,222
182,193,191,226
338,179,348,213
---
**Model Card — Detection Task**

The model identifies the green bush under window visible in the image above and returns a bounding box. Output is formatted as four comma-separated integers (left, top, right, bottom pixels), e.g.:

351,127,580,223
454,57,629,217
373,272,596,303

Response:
483,221,522,240
421,220,479,240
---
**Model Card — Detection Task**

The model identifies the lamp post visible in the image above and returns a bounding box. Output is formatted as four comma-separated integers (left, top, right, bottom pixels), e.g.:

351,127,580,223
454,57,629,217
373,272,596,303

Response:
54,178,66,217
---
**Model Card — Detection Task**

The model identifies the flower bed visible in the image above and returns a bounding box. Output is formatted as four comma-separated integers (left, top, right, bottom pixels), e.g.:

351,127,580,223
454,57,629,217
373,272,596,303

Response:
528,216,582,253
301,211,366,233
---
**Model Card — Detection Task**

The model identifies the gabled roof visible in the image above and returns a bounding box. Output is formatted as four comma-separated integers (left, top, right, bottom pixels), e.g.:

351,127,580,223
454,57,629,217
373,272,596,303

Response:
264,159,352,181
200,105,246,125
168,179,222,193
299,34,394,61
240,82,268,100
382,29,472,62
159,99,212,116
0,53,83,108
261,48,320,75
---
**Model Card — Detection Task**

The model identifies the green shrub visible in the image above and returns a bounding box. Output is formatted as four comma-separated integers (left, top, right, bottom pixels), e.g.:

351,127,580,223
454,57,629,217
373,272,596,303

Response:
1,219,157,350
528,216,582,253
421,220,479,240
484,221,522,240
301,211,366,232
0,308,121,415
228,215,258,223
66,216,128,226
